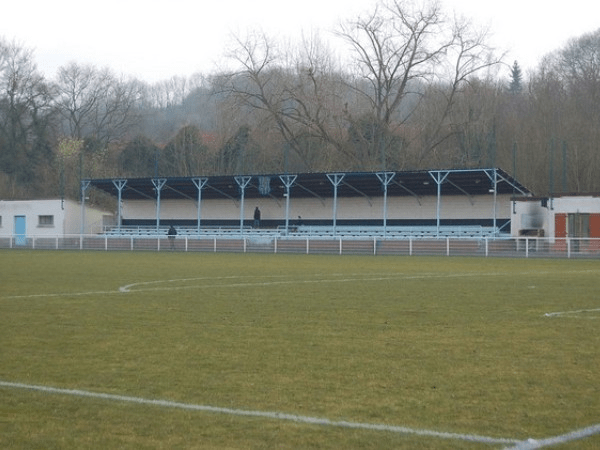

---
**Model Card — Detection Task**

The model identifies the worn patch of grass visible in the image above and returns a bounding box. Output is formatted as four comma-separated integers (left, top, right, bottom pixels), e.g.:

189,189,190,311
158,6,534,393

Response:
0,250,599,449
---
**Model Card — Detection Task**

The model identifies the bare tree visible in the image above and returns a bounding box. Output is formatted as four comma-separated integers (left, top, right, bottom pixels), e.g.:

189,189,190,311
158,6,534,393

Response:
338,0,501,169
531,29,600,193
0,38,55,192
216,31,346,172
161,125,210,176
54,62,142,146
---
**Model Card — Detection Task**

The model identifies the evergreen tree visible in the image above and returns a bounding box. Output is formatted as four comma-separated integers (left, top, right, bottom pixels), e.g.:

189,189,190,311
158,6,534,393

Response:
508,61,523,94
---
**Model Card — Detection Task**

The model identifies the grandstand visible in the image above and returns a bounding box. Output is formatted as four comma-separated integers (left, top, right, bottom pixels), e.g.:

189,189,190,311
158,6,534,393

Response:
89,168,530,240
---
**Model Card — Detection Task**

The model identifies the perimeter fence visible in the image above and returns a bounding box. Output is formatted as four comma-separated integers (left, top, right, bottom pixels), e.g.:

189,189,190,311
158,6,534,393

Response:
1,234,600,259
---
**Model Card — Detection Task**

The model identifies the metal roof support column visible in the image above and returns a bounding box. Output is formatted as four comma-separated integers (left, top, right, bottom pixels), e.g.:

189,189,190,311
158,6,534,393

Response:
112,179,127,231
492,169,497,234
279,174,297,235
326,173,345,235
429,171,450,238
376,172,395,236
152,178,167,232
483,169,498,235
235,176,252,233
191,177,208,232
80,180,91,236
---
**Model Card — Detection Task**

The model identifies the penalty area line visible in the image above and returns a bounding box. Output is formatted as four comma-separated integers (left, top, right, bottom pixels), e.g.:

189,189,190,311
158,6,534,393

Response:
0,380,517,445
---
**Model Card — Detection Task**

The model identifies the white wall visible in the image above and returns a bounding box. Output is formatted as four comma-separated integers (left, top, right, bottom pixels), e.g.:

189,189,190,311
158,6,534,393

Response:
122,193,512,222
551,196,600,214
511,196,600,237
511,199,547,236
0,200,113,237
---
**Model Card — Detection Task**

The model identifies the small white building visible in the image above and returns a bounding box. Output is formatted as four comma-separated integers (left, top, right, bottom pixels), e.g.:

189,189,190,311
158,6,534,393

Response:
511,194,600,239
0,199,113,243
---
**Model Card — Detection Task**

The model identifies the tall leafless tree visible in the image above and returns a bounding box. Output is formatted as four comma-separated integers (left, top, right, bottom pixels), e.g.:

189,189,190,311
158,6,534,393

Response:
338,0,501,169
54,62,142,146
0,38,55,194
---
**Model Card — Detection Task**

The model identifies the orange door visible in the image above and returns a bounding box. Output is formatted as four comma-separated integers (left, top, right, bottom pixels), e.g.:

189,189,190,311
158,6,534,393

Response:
590,214,600,238
555,213,567,238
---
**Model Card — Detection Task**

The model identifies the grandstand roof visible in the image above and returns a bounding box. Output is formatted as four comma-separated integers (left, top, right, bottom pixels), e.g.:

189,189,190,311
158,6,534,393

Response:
88,168,531,201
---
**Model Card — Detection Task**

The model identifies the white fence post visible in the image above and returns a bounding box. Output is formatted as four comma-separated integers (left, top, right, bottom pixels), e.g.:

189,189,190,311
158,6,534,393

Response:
9,235,600,259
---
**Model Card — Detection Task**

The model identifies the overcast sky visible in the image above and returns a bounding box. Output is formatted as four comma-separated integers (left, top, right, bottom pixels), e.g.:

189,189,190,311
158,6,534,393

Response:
2,0,599,83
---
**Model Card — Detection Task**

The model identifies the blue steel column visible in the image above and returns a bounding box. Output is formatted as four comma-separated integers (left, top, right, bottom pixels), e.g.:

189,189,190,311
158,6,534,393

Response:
492,169,498,234
429,171,449,238
484,169,498,235
376,172,395,235
279,174,297,235
192,177,208,232
235,176,252,233
112,179,127,231
152,178,167,232
326,173,345,235
80,180,91,235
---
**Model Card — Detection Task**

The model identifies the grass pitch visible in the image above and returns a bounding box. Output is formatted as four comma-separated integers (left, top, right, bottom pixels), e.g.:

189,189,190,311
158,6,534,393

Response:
0,250,599,449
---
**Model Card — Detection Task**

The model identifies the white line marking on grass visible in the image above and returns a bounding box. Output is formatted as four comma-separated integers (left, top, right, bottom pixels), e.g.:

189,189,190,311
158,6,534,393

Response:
4,269,600,300
120,274,407,293
116,270,560,294
2,289,121,300
0,380,518,445
122,269,600,295
119,274,304,292
504,423,600,449
544,308,600,317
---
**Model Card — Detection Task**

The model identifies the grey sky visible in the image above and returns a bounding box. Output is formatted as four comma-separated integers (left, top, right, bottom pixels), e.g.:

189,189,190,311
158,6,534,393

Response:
2,0,598,82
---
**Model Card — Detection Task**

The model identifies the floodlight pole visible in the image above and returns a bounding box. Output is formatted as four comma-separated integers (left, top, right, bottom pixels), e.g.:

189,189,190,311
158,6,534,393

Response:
191,177,208,232
279,174,297,235
152,178,167,232
235,176,252,233
112,179,127,231
80,180,91,236
327,173,345,235
429,171,450,238
376,172,395,236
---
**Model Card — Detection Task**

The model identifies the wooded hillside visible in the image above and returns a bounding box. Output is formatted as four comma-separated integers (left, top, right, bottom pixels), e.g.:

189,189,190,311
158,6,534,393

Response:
1,1,599,202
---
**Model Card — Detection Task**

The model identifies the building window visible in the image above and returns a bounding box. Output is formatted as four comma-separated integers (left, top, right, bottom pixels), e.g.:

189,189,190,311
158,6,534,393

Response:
38,215,54,227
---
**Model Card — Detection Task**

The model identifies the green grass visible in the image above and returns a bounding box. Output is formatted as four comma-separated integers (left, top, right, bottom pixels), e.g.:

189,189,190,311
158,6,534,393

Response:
1,250,599,449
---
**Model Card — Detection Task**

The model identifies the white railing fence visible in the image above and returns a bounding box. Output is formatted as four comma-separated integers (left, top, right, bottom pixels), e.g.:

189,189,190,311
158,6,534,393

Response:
1,235,599,258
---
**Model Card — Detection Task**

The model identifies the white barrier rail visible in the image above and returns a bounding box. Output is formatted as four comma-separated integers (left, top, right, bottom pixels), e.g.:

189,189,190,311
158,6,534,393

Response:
1,235,599,258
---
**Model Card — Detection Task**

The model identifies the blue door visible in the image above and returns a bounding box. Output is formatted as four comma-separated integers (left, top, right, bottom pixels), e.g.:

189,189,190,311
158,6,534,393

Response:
14,215,27,246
